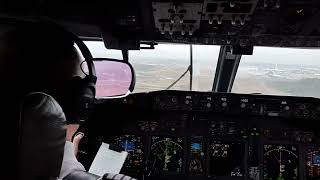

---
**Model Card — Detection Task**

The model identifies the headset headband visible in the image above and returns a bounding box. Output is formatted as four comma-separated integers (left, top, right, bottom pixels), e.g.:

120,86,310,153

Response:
41,21,97,79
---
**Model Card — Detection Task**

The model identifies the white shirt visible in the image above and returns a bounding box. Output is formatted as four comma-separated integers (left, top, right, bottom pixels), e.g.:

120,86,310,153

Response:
59,141,86,179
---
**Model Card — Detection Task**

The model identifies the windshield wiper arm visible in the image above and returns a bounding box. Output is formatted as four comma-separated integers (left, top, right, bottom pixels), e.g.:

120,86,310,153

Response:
189,44,193,91
167,44,194,90
166,65,191,90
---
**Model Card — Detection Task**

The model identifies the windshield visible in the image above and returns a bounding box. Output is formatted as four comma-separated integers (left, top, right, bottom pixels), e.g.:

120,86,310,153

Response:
85,42,320,98
233,47,320,98
85,41,219,94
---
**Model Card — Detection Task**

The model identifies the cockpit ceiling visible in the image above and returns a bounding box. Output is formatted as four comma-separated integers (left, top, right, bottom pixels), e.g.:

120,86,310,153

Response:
0,0,319,48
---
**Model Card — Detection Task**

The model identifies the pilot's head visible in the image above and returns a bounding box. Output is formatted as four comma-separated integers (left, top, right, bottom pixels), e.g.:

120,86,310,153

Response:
0,23,85,97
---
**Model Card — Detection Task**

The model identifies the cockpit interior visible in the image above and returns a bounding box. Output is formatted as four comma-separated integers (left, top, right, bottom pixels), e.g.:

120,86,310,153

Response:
1,0,320,179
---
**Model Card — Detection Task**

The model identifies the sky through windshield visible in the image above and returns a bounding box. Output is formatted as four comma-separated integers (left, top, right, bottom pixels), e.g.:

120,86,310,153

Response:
85,41,320,98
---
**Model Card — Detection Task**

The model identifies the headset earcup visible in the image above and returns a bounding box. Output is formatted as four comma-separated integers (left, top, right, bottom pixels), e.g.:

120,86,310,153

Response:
55,76,95,124
77,76,96,123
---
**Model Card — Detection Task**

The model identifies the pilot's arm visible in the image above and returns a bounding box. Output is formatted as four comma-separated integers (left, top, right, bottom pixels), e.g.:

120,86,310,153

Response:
60,126,137,180
59,125,86,179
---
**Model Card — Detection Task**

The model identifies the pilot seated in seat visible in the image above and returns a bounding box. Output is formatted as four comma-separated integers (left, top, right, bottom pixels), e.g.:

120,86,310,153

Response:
0,23,135,180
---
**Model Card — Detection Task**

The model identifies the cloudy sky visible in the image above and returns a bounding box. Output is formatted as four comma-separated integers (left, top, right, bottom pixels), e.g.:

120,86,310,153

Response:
85,41,320,66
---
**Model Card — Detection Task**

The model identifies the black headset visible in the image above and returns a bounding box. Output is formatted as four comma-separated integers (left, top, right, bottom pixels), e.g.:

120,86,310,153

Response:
42,22,97,124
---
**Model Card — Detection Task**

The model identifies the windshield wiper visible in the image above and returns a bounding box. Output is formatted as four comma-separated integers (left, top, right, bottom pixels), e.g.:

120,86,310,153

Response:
166,45,193,90
166,65,191,90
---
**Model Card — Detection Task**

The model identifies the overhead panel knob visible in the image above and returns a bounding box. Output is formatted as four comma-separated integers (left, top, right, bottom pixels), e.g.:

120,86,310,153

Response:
217,15,223,25
231,16,236,25
230,0,235,8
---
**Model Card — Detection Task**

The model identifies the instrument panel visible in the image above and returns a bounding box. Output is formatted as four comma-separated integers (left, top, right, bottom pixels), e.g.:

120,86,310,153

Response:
263,145,299,180
80,90,320,180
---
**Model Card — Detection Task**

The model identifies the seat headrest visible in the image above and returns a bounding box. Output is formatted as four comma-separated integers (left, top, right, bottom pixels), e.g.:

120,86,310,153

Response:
18,92,66,180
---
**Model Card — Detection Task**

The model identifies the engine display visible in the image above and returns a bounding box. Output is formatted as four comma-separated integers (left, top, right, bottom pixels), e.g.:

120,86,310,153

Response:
149,136,184,174
263,145,299,180
111,135,144,170
189,137,205,175
306,146,320,180
209,142,245,177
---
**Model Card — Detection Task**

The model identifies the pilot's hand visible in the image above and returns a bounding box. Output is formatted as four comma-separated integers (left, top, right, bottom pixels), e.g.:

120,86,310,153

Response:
73,132,84,157
66,124,84,156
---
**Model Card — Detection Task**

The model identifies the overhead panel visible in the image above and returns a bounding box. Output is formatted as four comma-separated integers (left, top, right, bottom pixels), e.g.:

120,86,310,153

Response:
202,0,258,27
152,2,203,37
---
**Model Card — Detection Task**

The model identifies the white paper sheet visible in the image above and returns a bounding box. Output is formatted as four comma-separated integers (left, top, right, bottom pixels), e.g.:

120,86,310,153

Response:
89,143,128,176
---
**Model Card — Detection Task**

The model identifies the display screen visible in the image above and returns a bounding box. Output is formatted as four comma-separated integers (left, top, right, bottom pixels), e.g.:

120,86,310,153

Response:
111,135,144,170
306,146,320,180
189,139,205,175
209,142,245,177
313,156,320,165
191,143,202,153
263,145,298,180
149,136,184,174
